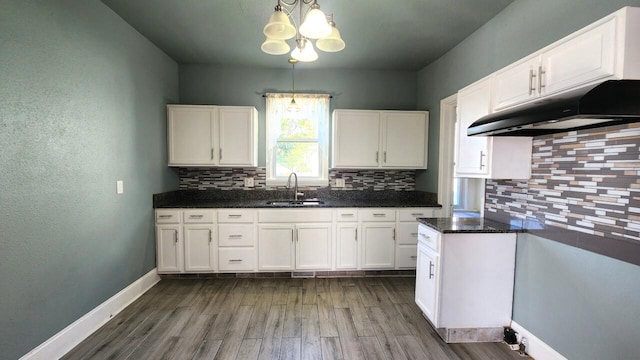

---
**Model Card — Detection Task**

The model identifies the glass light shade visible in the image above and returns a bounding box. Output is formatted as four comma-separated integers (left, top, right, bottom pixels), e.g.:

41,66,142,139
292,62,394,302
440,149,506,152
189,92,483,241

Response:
261,37,290,55
299,8,332,39
263,10,296,40
291,41,318,62
316,26,345,52
287,98,300,113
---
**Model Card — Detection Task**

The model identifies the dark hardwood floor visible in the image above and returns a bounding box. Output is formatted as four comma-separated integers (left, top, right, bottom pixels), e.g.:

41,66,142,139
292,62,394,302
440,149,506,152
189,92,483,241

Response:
62,277,530,360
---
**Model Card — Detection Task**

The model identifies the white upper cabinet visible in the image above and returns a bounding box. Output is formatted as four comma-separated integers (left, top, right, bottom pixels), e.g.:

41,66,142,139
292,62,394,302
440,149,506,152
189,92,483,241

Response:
332,110,380,168
493,7,640,112
455,77,532,179
381,112,428,168
167,105,258,167
332,110,428,169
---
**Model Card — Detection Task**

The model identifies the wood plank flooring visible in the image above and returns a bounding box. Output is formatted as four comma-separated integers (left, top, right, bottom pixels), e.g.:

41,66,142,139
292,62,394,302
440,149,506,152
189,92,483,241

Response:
62,277,530,360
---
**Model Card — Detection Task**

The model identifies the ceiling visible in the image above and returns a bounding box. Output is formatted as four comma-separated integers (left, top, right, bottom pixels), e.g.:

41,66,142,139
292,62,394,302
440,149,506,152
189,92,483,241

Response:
101,0,514,71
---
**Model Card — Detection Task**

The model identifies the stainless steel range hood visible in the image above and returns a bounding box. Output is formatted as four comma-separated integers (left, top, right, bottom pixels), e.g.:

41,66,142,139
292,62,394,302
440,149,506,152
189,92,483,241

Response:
467,80,640,136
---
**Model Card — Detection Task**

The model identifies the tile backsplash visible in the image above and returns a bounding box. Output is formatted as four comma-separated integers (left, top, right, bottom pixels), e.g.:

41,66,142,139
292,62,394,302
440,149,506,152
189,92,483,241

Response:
486,123,640,244
179,167,416,191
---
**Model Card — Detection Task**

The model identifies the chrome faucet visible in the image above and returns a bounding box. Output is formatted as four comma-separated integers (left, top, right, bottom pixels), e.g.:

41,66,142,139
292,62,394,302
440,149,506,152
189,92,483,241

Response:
286,172,304,201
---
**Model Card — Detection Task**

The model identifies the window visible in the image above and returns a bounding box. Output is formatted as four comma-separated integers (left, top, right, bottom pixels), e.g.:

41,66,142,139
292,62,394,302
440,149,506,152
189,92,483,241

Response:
266,93,330,186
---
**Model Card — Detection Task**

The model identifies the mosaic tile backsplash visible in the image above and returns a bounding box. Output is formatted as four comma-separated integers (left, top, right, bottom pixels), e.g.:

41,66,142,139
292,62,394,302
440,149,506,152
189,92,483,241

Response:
179,167,416,191
486,123,640,244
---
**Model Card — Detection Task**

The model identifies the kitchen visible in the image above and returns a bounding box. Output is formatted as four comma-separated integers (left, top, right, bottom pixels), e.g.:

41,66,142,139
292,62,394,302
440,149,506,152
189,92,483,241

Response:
2,1,640,360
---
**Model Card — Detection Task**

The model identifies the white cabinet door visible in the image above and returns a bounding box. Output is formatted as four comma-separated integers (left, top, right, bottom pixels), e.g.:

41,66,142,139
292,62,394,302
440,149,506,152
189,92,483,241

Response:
361,223,395,269
381,111,428,168
168,106,215,166
258,225,294,271
296,224,332,270
493,55,542,111
542,17,616,96
332,110,380,168
455,79,491,177
156,225,183,273
336,223,358,269
184,225,216,272
415,242,439,325
218,107,257,166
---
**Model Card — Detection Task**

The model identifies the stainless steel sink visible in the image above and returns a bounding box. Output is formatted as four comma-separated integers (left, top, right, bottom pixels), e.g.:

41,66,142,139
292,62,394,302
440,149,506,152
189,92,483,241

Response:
266,200,325,206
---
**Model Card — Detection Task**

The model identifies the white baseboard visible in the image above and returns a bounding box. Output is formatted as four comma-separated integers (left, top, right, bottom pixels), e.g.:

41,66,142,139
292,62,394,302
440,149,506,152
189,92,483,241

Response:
511,321,568,360
20,268,161,360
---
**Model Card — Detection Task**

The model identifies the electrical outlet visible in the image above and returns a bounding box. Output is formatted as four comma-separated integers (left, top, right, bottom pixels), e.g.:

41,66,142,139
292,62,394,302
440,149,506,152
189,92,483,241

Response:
116,180,124,194
334,179,345,188
244,177,254,187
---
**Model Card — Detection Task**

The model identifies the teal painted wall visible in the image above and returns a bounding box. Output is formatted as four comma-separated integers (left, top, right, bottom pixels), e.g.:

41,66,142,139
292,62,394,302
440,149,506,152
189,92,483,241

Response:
415,1,640,358
514,234,640,359
179,65,418,167
0,1,179,359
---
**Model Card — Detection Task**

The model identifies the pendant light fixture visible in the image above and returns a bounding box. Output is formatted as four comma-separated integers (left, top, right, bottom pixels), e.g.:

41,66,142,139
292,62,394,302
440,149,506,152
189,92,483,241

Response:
261,0,345,62
287,58,300,113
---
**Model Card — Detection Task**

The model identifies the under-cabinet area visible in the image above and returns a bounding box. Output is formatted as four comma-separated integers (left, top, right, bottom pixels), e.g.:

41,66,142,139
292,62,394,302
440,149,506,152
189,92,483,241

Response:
155,207,438,274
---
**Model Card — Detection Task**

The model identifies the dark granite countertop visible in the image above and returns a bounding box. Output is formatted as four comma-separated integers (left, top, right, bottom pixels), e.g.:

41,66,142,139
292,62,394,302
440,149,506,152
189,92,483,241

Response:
153,189,442,209
417,217,525,233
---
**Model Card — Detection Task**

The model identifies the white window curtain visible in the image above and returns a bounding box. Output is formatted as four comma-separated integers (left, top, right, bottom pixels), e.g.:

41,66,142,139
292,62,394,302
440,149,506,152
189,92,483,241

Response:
266,93,330,186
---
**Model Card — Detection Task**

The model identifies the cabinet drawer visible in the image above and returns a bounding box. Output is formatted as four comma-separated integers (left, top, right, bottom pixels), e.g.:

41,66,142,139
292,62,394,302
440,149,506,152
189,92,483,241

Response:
335,209,358,222
398,208,433,222
219,248,255,271
396,245,418,268
183,210,215,223
359,209,396,222
258,209,332,223
219,224,254,247
156,210,181,224
418,224,441,252
397,223,419,245
218,209,255,223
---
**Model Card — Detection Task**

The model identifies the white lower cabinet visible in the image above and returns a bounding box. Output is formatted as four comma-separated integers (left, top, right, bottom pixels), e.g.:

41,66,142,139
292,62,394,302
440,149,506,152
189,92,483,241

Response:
183,225,216,272
416,241,439,324
156,224,183,273
258,225,295,271
335,223,358,269
415,223,517,342
361,223,396,269
296,224,332,270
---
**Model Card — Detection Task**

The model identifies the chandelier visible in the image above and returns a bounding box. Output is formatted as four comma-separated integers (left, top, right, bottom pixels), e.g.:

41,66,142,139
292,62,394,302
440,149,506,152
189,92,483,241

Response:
261,0,345,62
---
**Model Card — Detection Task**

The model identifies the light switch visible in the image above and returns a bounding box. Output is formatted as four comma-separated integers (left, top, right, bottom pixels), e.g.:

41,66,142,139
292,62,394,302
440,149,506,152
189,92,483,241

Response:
244,177,254,188
335,179,345,188
116,180,124,194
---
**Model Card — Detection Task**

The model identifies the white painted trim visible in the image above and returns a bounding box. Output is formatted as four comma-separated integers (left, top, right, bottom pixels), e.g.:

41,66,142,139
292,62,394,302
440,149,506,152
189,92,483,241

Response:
437,94,457,217
511,320,568,360
20,268,161,360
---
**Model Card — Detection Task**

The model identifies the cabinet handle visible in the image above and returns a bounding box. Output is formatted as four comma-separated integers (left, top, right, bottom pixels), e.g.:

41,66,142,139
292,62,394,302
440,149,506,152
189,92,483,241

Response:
228,214,242,218
411,233,418,237
375,151,379,162
373,213,386,217
296,228,299,242
189,214,204,219
209,229,212,242
174,229,178,243
219,148,222,160
528,69,537,95
392,228,396,241
410,256,417,260
411,213,424,217
229,259,243,263
355,228,358,241
291,228,294,243
228,234,243,239
429,261,435,279
479,151,486,169
211,148,214,160
341,213,354,218
384,151,387,163
158,215,172,218
538,66,545,94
